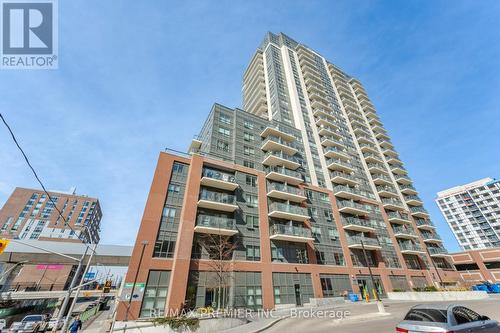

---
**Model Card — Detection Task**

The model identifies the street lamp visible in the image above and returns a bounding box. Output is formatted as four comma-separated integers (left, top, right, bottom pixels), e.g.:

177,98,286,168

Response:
360,239,385,313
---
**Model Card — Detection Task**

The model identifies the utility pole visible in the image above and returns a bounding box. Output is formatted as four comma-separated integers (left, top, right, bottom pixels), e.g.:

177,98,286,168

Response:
125,241,148,321
360,239,385,313
61,242,99,333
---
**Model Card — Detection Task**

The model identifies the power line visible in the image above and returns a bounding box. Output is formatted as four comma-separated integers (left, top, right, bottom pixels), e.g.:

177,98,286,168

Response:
0,113,88,244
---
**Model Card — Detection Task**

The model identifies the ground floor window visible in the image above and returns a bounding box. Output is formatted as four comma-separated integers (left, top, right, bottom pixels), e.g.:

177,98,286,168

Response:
320,274,352,297
140,270,171,318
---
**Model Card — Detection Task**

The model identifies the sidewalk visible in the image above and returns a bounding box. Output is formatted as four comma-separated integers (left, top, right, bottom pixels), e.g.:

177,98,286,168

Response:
82,307,113,333
221,301,389,333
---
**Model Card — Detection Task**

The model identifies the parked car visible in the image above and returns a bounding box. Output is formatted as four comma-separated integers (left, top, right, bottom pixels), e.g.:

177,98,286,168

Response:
0,319,7,332
396,304,500,332
9,315,49,333
45,318,64,332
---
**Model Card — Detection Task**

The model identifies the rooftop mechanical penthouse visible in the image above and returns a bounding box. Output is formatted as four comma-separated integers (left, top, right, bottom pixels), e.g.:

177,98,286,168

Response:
117,32,459,320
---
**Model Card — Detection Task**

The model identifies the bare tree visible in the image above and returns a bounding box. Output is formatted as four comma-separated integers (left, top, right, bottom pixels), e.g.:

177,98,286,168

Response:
197,233,238,310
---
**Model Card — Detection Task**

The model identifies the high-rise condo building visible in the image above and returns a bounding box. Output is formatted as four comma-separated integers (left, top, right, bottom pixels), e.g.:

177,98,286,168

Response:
0,187,102,244
117,32,458,320
436,178,500,250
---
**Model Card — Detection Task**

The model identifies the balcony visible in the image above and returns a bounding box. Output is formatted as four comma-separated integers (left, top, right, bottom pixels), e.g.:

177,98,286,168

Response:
262,151,301,170
326,158,355,173
261,135,298,155
200,169,239,191
399,184,418,195
392,226,418,239
421,232,442,243
363,153,384,164
268,202,309,222
399,242,425,255
260,125,295,142
269,224,314,243
267,183,306,203
404,195,423,206
318,124,342,138
387,211,412,224
321,136,346,149
382,148,398,158
382,198,405,211
194,215,238,236
385,156,402,165
266,166,303,185
390,165,407,175
378,139,394,149
395,175,412,185
342,217,376,232
333,185,370,201
355,134,375,145
372,174,393,186
323,146,350,160
367,163,388,175
337,200,369,216
359,142,379,154
428,247,450,257
347,236,382,250
410,206,430,218
415,219,435,230
198,190,239,212
375,132,389,140
330,171,358,186
376,185,399,198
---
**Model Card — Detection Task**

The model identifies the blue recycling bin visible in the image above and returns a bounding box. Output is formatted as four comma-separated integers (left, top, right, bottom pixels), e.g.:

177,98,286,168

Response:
489,284,500,293
348,293,359,302
472,284,489,292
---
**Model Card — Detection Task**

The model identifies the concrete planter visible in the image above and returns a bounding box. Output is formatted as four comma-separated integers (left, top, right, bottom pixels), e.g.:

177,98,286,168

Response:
113,317,247,333
387,291,489,301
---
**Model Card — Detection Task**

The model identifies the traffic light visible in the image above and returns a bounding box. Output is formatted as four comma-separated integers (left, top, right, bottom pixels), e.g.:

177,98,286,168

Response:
103,280,112,293
0,239,10,255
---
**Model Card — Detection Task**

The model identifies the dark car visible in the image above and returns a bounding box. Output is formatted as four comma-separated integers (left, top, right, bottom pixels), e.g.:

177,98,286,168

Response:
396,304,500,333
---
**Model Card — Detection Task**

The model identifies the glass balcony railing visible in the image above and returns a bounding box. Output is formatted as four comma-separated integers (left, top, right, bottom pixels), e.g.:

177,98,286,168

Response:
196,215,236,230
428,247,448,255
392,226,417,236
199,190,236,205
326,158,354,170
333,185,375,200
404,195,422,202
376,185,397,194
202,169,236,184
342,217,375,229
381,198,404,207
270,224,312,239
395,175,412,183
323,146,349,158
262,135,297,150
421,232,442,241
337,200,368,212
268,183,304,197
415,219,434,227
264,151,299,164
267,166,303,180
347,236,380,247
410,207,429,215
330,171,358,183
399,184,417,193
387,211,411,221
269,202,308,217
398,242,423,252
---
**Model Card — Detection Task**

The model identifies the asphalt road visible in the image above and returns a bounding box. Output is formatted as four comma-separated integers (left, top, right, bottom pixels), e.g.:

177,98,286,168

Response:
265,295,500,333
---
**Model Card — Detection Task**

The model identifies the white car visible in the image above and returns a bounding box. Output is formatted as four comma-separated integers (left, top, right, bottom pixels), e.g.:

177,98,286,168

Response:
0,319,7,332
46,318,64,332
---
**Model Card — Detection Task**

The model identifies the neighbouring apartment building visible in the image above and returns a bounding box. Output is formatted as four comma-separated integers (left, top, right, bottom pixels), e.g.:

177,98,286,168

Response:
117,32,459,320
436,178,500,250
0,187,102,244
451,247,500,284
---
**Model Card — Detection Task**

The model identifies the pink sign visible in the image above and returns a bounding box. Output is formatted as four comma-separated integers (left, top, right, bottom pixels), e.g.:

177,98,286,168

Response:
36,264,64,270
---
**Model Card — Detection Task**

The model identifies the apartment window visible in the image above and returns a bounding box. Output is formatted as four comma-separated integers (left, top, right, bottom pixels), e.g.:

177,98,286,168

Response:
244,132,254,142
161,207,176,223
216,140,229,152
245,194,258,207
246,245,261,261
244,120,254,129
319,193,330,203
218,127,231,136
243,146,255,156
243,160,255,169
245,175,257,187
316,251,326,265
168,184,180,193
153,237,176,258
246,286,262,309
219,114,231,124
245,215,259,229
172,163,185,174
328,228,338,240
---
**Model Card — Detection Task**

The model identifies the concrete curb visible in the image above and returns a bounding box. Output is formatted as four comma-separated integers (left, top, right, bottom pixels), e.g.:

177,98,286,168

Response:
251,311,391,332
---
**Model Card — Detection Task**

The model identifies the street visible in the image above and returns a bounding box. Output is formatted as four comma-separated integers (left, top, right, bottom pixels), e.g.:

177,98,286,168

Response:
265,295,500,333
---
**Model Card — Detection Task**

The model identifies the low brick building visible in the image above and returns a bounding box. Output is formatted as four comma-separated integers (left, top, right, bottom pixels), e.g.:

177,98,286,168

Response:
451,247,500,284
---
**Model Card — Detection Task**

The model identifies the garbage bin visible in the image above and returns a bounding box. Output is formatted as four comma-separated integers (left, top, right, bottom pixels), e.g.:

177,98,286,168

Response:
348,293,359,302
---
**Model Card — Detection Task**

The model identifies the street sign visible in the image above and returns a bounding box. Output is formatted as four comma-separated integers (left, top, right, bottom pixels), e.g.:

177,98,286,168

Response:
0,239,10,254
84,272,96,279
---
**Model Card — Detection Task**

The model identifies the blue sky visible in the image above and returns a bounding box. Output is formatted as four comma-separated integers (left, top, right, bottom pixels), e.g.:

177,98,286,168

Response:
1,0,499,252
